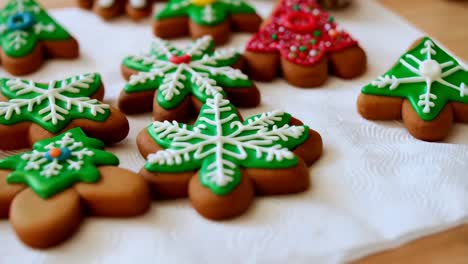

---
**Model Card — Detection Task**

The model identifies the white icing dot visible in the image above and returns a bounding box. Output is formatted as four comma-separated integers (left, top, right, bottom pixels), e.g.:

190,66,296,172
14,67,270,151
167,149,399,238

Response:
324,24,332,31
325,42,332,47
309,50,317,56
312,9,320,16
296,35,302,40
290,46,297,52
279,27,285,32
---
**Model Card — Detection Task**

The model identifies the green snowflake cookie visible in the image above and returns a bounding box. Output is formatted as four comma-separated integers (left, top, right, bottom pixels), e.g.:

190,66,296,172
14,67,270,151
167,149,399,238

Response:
0,73,110,133
145,94,309,195
122,36,252,109
0,128,119,198
0,0,72,58
155,0,257,26
362,36,468,121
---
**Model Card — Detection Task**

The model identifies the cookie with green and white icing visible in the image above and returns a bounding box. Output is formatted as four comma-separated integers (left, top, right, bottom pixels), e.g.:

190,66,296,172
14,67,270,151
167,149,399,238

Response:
0,127,150,248
153,0,262,44
0,0,79,75
119,36,260,121
137,94,322,220
0,73,129,150
358,36,468,141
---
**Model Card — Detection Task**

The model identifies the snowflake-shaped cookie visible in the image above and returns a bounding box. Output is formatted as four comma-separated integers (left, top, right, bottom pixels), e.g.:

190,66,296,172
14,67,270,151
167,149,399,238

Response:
359,37,468,141
0,73,110,133
78,0,156,20
119,36,259,120
138,94,323,219
0,127,150,248
0,0,78,74
0,128,118,198
154,0,261,44
245,0,366,86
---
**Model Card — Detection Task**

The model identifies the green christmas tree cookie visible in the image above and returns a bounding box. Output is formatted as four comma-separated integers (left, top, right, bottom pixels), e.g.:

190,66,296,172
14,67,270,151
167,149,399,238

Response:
0,127,118,198
0,0,79,75
0,127,150,248
359,37,468,141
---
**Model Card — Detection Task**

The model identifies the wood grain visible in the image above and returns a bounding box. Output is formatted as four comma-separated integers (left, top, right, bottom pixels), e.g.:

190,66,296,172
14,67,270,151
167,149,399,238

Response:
1,0,468,263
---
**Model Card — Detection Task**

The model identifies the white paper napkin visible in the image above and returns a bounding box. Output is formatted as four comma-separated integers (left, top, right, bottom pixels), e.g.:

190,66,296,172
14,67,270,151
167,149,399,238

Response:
1,1,468,263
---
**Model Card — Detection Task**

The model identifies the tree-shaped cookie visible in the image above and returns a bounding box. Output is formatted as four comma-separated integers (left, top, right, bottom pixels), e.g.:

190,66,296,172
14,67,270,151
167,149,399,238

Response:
358,37,468,141
0,0,79,75
119,36,260,121
0,128,150,248
137,94,322,220
78,0,157,20
154,0,262,45
0,73,129,150
245,0,366,87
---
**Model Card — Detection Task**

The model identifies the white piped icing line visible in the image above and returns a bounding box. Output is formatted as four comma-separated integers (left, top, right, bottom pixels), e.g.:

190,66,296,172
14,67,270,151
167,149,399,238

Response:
372,39,468,114
148,94,304,187
21,132,94,178
127,36,248,103
0,73,109,125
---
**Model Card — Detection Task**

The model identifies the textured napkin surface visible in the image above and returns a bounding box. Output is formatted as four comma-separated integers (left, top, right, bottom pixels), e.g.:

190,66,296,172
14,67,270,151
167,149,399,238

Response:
1,1,468,263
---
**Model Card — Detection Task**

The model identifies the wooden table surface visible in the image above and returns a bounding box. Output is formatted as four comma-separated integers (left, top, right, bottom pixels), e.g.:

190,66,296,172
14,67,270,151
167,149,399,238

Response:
1,0,468,263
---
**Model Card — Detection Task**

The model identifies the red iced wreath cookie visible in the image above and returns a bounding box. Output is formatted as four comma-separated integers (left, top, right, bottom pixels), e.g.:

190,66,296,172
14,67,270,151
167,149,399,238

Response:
244,0,366,87
0,73,129,150
0,128,150,248
78,0,157,20
137,94,322,220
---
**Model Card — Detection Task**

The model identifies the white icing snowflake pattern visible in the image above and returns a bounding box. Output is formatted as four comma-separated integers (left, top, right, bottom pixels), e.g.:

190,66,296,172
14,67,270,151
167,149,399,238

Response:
127,36,248,103
372,39,468,114
148,94,305,187
0,73,109,126
21,132,94,177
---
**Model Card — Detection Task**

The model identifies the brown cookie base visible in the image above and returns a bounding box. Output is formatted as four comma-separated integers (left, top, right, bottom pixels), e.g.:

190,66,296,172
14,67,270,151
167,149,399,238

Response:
153,13,262,45
245,44,366,88
1,166,150,248
81,0,155,20
136,117,323,220
357,93,467,141
0,37,80,76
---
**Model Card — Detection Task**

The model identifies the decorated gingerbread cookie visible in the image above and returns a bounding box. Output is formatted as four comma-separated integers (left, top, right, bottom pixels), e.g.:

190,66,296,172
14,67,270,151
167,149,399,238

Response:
244,0,366,87
0,0,79,75
153,0,262,45
78,0,157,20
0,128,150,248
0,73,129,150
119,36,260,121
358,37,468,141
137,94,322,220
